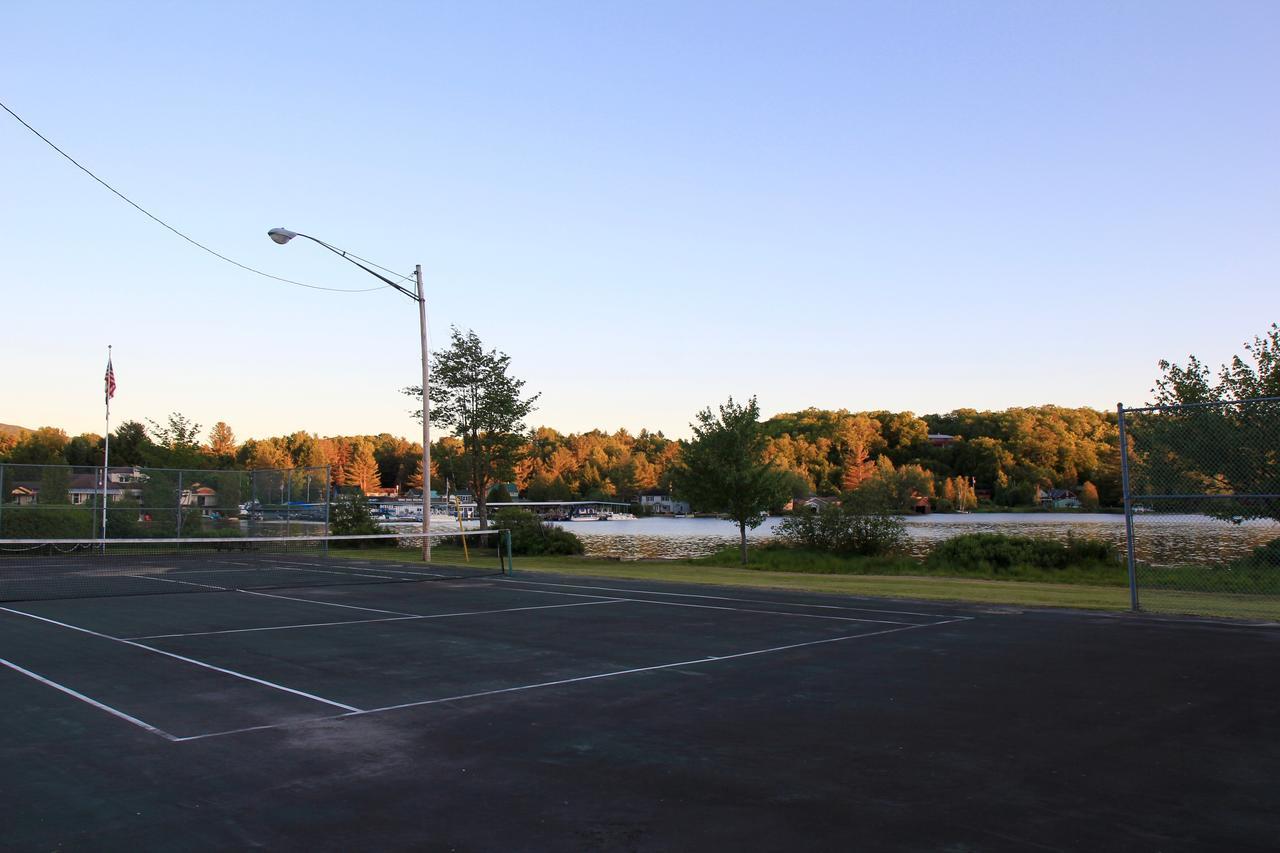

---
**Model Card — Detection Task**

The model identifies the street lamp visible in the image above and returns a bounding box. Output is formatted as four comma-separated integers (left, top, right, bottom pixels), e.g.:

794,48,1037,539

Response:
267,227,432,561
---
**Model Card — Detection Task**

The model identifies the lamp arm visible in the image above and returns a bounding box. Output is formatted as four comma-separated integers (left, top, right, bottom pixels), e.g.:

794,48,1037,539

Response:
291,232,420,302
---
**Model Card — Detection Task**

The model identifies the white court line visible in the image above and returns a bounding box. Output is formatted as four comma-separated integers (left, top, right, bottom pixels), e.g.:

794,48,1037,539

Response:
264,564,404,581
498,577,972,619
270,559,449,578
245,583,906,626
238,589,420,616
0,657,180,741
0,605,359,712
126,599,629,640
126,615,424,640
613,597,912,625
122,574,230,591
174,617,970,742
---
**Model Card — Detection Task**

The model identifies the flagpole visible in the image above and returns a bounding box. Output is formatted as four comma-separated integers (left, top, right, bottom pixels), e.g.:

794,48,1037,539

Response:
102,345,112,540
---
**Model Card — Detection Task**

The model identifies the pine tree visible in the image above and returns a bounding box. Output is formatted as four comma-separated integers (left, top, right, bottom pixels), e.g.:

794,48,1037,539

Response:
345,440,381,493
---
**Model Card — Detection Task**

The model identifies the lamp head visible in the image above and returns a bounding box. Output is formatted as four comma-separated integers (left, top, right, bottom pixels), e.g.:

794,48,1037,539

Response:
268,227,298,245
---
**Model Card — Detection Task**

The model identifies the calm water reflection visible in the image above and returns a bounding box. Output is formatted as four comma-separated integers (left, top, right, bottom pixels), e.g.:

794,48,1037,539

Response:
553,514,1277,566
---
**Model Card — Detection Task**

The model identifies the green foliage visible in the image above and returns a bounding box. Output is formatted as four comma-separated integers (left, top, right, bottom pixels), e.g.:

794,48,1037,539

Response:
493,507,584,556
406,327,539,528
4,427,70,465
672,396,790,564
1142,324,1280,521
329,492,382,541
139,471,178,532
145,413,206,468
696,544,917,575
109,421,153,466
926,533,1118,574
775,499,907,556
0,505,95,538
37,465,71,505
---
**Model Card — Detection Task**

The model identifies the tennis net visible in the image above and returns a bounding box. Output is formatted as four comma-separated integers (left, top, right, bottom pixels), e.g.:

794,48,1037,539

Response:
0,529,511,603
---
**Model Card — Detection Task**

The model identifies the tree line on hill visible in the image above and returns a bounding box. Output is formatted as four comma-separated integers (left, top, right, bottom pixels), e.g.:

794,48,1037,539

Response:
0,405,1121,508
4,323,1274,525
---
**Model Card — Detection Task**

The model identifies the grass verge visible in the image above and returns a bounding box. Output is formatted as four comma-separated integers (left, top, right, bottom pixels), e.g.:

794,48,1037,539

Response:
356,541,1280,621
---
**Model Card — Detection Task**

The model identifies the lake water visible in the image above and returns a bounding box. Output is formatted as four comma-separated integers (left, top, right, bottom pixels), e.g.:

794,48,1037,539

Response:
552,514,1277,566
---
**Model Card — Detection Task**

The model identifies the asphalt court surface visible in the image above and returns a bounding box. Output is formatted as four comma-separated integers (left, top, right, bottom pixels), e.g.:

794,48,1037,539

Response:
3,570,1277,851
0,574,964,742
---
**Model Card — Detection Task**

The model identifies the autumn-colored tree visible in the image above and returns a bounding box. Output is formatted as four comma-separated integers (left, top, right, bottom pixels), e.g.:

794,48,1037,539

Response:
208,422,237,461
249,440,290,470
1080,481,1100,511
344,440,381,492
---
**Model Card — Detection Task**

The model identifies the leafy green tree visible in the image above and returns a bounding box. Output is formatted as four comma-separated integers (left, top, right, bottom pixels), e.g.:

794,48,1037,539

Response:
672,396,789,565
38,465,71,504
6,427,69,465
109,421,153,466
1144,324,1280,520
139,470,179,534
65,434,103,466
146,413,205,468
405,327,539,529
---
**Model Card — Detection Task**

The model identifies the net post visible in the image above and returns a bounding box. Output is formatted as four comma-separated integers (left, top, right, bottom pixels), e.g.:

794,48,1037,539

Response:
285,468,292,543
504,527,513,575
323,465,331,557
1117,403,1139,612
0,463,6,535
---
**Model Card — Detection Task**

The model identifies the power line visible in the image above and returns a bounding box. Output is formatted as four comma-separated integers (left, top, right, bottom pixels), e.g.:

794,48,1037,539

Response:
0,98,410,293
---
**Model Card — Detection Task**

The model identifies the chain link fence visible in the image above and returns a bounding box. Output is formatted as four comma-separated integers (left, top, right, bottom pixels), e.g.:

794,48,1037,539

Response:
1119,397,1280,620
0,463,330,539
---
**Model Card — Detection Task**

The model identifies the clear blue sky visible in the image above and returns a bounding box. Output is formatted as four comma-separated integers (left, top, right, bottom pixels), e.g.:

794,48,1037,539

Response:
3,1,1277,442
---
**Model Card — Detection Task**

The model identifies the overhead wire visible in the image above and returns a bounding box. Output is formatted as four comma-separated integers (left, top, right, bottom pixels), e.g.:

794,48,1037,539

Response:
0,98,408,293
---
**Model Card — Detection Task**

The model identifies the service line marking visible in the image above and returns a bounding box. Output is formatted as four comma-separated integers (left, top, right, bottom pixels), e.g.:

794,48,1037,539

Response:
175,617,971,742
125,598,629,640
497,577,975,620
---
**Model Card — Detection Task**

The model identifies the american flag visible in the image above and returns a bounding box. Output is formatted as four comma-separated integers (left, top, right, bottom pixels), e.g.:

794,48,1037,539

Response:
105,355,116,405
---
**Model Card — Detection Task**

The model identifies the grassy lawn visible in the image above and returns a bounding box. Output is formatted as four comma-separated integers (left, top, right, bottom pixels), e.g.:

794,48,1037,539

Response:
355,543,1280,622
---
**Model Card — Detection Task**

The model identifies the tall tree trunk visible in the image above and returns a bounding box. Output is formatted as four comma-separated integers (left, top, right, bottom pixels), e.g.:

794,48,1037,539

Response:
739,522,748,565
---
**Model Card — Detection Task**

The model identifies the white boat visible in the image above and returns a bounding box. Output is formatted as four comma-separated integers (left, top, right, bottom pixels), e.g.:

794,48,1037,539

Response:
569,509,603,521
605,512,637,521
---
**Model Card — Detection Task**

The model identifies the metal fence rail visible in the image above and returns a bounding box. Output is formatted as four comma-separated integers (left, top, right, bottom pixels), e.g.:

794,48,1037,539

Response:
1118,397,1280,620
0,463,330,540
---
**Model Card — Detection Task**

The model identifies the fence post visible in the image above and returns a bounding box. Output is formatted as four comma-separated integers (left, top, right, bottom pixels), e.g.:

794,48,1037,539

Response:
0,463,5,534
176,471,184,537
1117,404,1139,611
505,527,514,575
286,469,292,540
323,465,331,555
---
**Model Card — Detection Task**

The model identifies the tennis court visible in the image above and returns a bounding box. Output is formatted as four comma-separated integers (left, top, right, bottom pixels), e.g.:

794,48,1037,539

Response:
2,536,1277,849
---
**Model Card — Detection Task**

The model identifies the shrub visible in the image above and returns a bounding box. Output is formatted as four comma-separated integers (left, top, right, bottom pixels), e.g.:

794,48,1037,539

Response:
926,532,1118,574
493,508,584,556
329,492,383,546
775,499,907,557
0,505,96,538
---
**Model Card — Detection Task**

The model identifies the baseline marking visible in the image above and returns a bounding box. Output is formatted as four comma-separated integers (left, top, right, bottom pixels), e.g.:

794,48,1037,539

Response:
0,605,359,712
175,617,970,742
0,657,180,741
